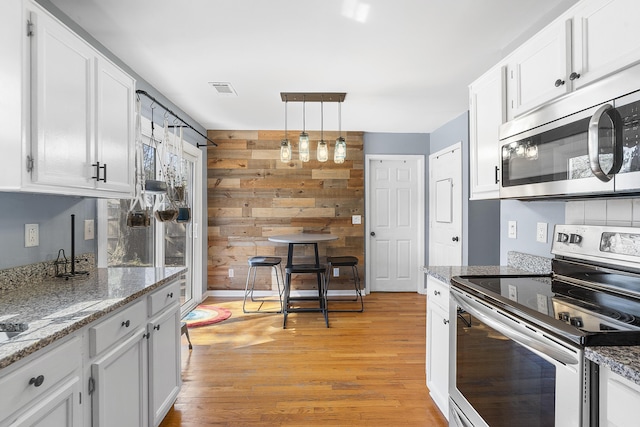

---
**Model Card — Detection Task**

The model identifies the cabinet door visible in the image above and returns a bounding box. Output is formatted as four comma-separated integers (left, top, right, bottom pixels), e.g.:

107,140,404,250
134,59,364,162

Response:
94,57,135,195
572,0,640,90
5,376,81,427
148,304,181,427
91,328,148,427
469,65,505,200
426,302,449,419
599,365,640,426
30,6,95,191
507,19,571,119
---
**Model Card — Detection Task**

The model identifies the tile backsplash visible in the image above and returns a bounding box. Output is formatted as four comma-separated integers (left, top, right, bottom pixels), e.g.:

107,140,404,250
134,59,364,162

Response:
566,198,640,227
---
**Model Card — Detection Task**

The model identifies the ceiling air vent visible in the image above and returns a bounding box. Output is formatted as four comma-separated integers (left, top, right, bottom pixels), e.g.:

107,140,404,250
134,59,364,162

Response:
208,82,238,97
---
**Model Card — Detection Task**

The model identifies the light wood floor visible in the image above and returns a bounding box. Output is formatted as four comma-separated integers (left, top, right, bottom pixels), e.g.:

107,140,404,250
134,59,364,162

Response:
160,292,448,426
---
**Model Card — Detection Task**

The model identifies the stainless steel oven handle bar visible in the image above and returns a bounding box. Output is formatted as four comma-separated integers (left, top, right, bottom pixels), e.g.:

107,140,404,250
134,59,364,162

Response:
452,290,580,366
588,103,622,183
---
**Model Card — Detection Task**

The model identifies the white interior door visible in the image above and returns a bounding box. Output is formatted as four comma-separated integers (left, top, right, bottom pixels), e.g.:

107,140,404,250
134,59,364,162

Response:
429,143,462,266
366,155,424,292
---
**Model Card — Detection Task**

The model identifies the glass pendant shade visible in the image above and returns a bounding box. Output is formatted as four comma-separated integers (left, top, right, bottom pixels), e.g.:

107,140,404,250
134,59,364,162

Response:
280,139,291,162
334,137,347,163
317,140,328,162
299,132,310,162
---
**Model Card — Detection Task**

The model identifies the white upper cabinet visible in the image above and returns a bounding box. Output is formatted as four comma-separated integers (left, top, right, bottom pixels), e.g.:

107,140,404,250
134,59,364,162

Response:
505,0,640,120
0,0,135,198
571,0,640,90
506,19,571,120
469,64,506,200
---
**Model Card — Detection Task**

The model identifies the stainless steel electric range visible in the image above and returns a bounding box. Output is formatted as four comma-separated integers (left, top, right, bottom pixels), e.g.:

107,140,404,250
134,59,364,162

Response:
449,224,640,427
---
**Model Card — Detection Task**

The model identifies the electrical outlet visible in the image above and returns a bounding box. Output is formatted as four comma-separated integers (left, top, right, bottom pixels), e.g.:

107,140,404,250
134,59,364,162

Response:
228,268,234,278
333,268,340,277
84,219,95,240
508,221,517,239
536,222,548,243
25,224,39,247
508,284,518,302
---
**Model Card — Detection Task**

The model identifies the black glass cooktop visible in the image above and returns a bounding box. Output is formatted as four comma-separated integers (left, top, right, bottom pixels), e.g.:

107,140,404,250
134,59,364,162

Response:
451,273,640,346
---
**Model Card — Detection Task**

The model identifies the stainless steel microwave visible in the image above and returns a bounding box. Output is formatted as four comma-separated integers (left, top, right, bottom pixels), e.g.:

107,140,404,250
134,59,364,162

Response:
498,63,640,199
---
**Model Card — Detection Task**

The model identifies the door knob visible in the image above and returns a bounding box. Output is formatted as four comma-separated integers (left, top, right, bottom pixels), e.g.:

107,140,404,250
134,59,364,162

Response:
452,236,459,242
370,231,376,237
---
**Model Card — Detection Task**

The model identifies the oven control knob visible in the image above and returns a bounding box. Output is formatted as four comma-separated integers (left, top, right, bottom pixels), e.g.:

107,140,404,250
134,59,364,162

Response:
569,234,583,244
557,233,569,243
570,316,584,328
558,312,570,322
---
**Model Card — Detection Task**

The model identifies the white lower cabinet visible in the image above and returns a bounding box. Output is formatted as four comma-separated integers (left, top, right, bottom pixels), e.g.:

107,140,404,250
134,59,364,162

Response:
0,336,82,427
88,280,181,427
599,365,640,427
148,302,181,426
426,276,450,419
90,328,149,427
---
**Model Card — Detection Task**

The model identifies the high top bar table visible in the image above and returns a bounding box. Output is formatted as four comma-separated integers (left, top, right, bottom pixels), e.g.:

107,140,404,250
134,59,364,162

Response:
268,234,338,328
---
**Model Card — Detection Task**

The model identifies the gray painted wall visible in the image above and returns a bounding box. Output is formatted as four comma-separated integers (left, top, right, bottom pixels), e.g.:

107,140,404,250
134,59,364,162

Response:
429,111,501,266
0,193,95,269
499,199,566,264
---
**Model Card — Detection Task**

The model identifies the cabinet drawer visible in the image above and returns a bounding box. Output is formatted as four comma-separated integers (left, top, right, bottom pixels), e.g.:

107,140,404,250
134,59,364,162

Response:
427,277,449,311
0,335,80,419
148,280,181,317
89,299,146,357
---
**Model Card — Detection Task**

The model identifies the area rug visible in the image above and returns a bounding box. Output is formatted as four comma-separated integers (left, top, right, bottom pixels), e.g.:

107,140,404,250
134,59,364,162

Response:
184,305,232,327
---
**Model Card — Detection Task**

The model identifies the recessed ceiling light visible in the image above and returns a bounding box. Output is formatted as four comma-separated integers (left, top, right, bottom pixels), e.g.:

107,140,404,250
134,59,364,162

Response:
208,82,238,97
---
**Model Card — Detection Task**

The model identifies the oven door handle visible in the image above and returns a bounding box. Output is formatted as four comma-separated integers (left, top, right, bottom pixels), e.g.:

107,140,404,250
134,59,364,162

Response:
453,292,579,366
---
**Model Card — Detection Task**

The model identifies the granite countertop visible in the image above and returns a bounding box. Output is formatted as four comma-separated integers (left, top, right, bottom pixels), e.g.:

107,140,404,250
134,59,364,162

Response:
425,265,533,285
0,266,186,370
586,347,640,386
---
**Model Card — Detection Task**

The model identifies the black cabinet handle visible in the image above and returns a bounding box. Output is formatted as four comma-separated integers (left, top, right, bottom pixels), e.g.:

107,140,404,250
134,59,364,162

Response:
443,319,450,325
434,290,440,296
29,375,45,387
555,78,565,87
452,236,459,242
569,72,581,80
494,165,500,184
91,162,107,182
167,292,174,298
153,324,160,331
121,320,130,328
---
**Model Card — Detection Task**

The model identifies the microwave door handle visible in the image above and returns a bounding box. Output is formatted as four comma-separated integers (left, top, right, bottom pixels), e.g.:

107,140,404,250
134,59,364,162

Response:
588,104,617,182
453,292,579,366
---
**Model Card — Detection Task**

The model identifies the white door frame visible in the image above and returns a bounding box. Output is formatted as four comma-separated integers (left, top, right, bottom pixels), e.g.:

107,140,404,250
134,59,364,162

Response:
365,154,425,294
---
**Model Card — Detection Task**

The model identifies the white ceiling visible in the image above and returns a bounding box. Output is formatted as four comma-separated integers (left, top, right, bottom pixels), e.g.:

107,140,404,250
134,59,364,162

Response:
49,0,579,134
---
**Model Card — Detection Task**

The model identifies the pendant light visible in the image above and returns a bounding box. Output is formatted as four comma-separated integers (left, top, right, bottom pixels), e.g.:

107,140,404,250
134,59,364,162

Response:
317,99,329,162
334,101,347,164
299,98,310,162
280,98,291,162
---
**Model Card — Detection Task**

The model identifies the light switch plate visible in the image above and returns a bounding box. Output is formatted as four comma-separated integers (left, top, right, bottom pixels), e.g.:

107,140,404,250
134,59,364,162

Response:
508,221,517,239
352,215,362,225
84,219,95,240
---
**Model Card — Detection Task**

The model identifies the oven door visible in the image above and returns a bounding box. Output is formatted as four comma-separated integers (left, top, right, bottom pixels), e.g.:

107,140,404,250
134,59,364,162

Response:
499,102,617,199
449,287,585,427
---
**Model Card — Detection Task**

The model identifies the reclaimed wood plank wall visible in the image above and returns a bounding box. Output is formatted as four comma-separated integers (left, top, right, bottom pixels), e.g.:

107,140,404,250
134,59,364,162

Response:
206,129,365,291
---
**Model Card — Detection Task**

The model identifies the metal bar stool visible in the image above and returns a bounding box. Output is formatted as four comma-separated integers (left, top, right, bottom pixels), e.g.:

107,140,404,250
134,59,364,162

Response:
283,263,328,328
325,256,364,312
243,256,284,313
